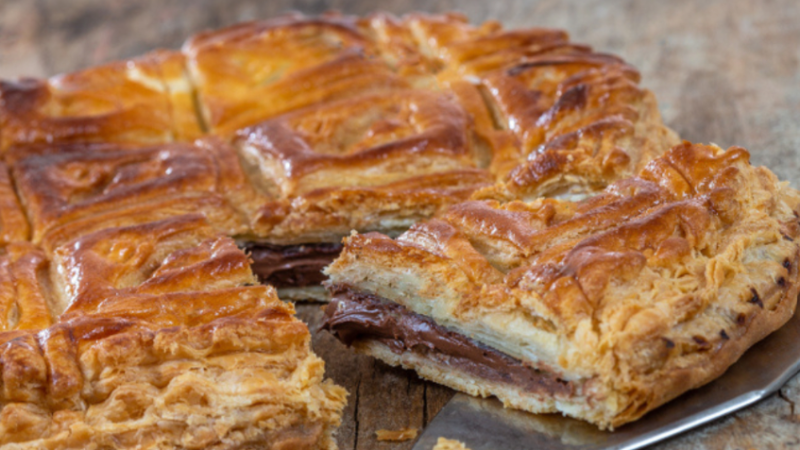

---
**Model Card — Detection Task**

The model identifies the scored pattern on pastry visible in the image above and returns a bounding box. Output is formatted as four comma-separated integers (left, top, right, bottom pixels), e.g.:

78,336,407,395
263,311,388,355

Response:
181,12,678,297
235,88,495,244
0,50,202,152
183,14,407,137
0,242,53,338
0,162,29,245
323,143,800,429
49,215,253,316
0,13,680,300
7,138,258,245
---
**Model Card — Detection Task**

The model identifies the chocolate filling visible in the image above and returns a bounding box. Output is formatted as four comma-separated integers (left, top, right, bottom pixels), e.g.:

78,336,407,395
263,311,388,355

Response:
242,242,343,288
321,286,573,396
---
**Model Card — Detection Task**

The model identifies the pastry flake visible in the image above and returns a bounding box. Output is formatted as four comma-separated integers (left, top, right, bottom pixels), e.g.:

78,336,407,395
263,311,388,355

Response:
433,437,472,450
375,427,418,442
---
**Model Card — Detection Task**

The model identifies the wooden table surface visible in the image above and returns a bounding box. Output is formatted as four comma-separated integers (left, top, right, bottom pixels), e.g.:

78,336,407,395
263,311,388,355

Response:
2,1,799,448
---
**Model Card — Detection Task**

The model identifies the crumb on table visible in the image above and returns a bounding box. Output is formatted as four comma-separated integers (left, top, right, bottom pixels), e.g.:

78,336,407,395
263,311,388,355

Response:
375,427,419,442
432,437,471,450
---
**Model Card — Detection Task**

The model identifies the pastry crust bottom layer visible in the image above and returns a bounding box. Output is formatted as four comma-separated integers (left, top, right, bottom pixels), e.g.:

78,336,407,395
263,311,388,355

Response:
353,338,568,415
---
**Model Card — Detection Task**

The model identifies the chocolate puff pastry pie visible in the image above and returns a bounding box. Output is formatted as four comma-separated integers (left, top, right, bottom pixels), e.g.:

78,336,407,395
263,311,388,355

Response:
323,142,800,429
0,8,793,445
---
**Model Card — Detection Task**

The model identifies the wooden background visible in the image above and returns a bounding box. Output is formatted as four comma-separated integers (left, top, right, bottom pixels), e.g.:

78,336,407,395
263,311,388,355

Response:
2,1,800,448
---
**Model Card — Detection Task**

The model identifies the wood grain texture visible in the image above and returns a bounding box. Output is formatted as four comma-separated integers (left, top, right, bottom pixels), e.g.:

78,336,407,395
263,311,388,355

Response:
2,0,799,448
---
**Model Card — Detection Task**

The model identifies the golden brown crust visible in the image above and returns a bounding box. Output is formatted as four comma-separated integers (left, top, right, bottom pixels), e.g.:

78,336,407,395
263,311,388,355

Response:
0,308,346,449
183,13,403,137
248,168,493,245
0,242,53,334
182,12,678,243
326,142,800,429
39,195,246,255
405,14,680,198
0,50,202,152
49,214,253,316
236,90,475,197
234,85,495,242
8,138,255,244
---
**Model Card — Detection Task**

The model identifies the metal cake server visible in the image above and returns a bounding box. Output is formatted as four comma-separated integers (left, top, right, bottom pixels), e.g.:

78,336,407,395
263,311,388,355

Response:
412,308,800,450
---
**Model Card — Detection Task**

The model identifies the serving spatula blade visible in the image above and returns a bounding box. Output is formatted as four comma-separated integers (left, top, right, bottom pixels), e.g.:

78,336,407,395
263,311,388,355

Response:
413,308,800,450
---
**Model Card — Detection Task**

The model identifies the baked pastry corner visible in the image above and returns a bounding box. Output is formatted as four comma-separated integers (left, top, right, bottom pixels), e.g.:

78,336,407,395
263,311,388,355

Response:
0,215,347,449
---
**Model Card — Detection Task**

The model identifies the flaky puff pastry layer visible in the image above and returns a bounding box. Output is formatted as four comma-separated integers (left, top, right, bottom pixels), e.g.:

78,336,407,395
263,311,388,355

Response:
0,216,346,449
325,142,800,429
0,50,202,152
0,301,346,449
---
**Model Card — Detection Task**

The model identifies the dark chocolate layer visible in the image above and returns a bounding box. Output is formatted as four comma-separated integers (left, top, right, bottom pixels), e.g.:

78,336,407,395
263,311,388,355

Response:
321,286,573,396
242,242,343,288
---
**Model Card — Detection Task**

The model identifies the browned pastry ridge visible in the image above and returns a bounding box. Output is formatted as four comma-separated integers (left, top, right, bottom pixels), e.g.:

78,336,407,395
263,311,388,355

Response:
323,143,800,429
0,9,781,447
6,138,257,247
